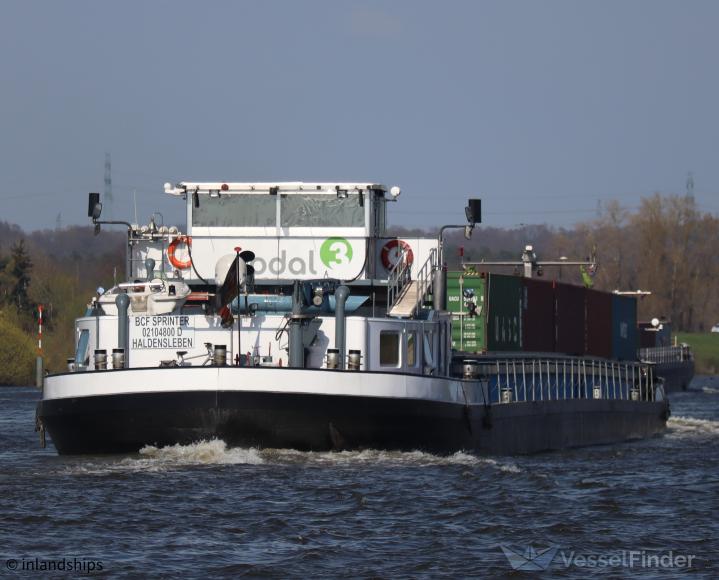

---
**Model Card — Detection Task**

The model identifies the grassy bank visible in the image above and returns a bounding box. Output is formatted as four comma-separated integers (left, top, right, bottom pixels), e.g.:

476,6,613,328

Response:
676,332,719,375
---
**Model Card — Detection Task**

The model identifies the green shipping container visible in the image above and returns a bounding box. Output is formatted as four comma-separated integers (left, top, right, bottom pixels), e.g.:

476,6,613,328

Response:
446,272,522,352
447,273,487,352
486,273,523,351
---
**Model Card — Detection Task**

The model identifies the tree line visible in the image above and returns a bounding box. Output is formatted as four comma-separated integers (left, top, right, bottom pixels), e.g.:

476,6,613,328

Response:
0,192,716,385
0,224,124,385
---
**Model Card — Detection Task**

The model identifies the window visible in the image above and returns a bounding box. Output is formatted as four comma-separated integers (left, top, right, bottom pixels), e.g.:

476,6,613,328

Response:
373,194,386,236
75,329,90,368
407,332,417,367
192,194,276,227
281,194,364,227
380,331,401,366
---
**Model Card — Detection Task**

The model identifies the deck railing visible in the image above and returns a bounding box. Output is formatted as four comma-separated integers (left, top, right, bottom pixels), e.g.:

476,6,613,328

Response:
639,345,693,364
465,357,658,404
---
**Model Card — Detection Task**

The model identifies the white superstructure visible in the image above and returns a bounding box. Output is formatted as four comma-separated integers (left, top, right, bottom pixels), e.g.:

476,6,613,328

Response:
74,180,447,375
128,182,435,283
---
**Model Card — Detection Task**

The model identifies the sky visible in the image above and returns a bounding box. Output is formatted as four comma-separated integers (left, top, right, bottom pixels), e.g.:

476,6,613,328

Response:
1,0,717,232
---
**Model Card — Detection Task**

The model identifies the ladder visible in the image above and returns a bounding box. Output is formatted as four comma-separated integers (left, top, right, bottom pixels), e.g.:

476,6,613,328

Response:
387,247,437,318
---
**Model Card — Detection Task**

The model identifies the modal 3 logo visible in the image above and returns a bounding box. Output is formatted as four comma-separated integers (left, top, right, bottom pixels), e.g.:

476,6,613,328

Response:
250,237,354,276
500,544,559,571
320,237,353,268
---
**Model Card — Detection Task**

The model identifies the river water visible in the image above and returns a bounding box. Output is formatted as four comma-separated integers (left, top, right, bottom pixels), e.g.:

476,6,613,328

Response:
1,379,718,578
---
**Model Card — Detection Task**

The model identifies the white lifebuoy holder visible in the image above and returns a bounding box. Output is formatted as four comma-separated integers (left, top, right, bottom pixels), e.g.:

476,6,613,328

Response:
168,235,192,269
381,239,414,271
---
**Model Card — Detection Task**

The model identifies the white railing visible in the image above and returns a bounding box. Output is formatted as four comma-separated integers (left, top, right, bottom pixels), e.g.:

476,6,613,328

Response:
465,357,658,404
639,345,693,364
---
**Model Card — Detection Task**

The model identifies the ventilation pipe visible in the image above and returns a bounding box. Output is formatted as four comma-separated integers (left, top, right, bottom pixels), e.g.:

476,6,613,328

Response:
334,285,350,370
115,293,129,369
288,281,306,368
433,266,446,311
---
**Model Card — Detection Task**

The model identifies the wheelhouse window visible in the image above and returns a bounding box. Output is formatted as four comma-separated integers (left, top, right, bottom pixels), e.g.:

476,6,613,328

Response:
379,331,401,367
192,194,276,227
280,194,364,227
75,329,90,368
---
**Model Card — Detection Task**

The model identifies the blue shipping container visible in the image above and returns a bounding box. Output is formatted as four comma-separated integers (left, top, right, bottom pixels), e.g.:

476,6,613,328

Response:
611,294,638,360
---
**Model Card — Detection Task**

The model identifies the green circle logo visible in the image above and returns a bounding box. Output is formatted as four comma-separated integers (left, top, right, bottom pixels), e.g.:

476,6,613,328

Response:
320,237,353,268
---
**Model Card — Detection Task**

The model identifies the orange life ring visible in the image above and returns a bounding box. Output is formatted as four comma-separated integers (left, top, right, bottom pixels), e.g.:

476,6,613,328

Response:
168,235,192,269
381,239,414,270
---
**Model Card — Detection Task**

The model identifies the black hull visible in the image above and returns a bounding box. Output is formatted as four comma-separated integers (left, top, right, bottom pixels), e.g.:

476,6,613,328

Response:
38,391,669,456
654,361,695,392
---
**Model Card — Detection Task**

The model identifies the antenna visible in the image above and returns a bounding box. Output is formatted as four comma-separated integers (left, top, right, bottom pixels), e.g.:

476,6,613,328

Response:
133,189,138,225
56,212,62,230
104,152,113,219
686,171,694,199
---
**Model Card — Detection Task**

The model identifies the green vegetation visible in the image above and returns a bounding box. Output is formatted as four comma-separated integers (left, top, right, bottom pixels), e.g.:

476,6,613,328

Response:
676,333,719,375
0,224,124,385
0,315,35,385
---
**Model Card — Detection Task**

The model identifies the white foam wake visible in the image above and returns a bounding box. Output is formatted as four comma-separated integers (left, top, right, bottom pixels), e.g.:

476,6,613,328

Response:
59,440,263,475
667,415,719,436
254,448,522,472
58,442,523,474
138,439,264,465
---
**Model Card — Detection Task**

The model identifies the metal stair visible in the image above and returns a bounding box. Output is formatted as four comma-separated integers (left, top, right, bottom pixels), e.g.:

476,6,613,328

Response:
388,281,421,317
387,247,437,318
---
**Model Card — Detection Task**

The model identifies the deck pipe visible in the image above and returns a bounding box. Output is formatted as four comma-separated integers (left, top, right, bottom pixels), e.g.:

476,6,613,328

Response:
288,281,305,369
334,285,350,370
433,267,446,311
115,292,130,369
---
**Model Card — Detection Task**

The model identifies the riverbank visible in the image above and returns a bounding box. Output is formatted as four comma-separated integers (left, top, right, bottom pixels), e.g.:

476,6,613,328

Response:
677,333,719,374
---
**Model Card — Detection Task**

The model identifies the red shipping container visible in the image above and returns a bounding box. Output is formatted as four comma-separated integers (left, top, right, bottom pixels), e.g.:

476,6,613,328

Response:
522,278,555,352
585,288,612,358
554,282,585,356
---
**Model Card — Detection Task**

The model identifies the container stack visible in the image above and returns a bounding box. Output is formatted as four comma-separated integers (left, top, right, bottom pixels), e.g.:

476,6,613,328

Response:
448,272,639,360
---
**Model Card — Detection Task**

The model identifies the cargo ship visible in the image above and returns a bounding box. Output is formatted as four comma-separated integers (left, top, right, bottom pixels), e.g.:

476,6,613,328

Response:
35,182,668,455
637,319,694,391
